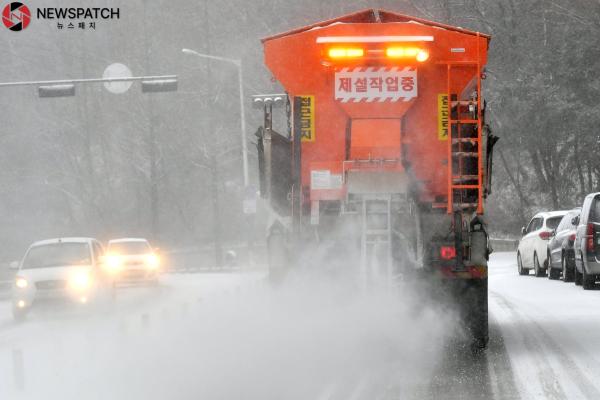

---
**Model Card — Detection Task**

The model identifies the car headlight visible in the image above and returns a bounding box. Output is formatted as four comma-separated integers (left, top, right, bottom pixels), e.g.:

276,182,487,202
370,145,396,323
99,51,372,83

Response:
69,272,92,290
15,276,28,289
104,254,123,272
144,253,160,269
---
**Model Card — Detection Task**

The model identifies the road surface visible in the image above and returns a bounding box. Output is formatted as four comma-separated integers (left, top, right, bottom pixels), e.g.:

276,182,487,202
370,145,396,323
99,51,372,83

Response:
1,253,600,399
487,252,600,400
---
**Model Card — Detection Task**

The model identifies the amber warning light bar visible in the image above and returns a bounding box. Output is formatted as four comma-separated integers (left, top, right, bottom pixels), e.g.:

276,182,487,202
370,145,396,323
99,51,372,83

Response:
386,47,429,62
327,48,364,59
319,36,433,62
327,46,429,62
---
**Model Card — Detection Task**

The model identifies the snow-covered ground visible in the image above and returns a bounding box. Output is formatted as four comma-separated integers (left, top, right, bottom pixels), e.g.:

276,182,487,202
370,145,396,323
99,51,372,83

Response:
0,270,268,400
490,251,600,400
1,253,600,399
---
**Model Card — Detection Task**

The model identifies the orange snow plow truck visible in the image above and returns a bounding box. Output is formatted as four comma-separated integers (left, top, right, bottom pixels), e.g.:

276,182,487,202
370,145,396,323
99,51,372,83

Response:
254,9,497,349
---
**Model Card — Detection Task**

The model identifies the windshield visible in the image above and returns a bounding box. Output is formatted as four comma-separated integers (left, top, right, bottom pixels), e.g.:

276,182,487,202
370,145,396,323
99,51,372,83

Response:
591,197,600,223
557,211,579,231
108,241,151,254
546,216,563,230
22,243,91,269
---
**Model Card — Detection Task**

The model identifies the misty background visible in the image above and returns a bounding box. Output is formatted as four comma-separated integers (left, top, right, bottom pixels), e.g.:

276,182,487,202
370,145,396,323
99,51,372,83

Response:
1,0,599,259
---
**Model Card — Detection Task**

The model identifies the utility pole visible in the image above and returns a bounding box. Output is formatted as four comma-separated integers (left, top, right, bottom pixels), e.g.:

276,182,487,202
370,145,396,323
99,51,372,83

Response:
143,0,159,241
181,48,252,265
149,110,158,240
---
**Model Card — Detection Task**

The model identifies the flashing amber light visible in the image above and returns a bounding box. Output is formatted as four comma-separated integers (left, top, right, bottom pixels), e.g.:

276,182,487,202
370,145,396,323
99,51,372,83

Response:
328,47,364,59
386,47,429,62
416,49,430,62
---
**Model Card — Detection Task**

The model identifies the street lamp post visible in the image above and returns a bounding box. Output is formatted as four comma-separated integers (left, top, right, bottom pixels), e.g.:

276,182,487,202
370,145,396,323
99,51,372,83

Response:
182,48,255,267
182,48,249,188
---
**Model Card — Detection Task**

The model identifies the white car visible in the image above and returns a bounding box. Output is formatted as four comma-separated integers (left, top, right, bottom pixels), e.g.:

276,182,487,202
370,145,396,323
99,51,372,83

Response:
517,211,569,277
11,237,109,320
105,238,160,284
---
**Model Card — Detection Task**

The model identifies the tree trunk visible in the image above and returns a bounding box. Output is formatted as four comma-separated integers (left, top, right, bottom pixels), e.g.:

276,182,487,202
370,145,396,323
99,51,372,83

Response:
574,133,586,198
498,149,528,223
587,160,594,194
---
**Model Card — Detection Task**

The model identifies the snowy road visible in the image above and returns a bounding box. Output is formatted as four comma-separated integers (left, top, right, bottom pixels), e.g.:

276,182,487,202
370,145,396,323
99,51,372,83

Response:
488,252,600,400
329,252,600,400
0,270,268,400
1,253,600,399
367,251,600,400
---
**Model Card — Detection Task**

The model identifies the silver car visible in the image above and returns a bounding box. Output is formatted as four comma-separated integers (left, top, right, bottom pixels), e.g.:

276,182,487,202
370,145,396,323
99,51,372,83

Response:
574,192,600,289
517,211,569,277
11,237,110,320
105,238,161,284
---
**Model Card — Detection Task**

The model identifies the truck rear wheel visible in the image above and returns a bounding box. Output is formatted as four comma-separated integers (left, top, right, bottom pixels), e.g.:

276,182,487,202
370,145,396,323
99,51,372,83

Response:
447,278,489,351
464,278,489,351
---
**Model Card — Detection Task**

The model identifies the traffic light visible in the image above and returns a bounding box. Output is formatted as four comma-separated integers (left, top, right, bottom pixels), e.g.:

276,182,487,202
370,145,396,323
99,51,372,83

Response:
141,79,178,93
38,84,75,98
252,94,286,109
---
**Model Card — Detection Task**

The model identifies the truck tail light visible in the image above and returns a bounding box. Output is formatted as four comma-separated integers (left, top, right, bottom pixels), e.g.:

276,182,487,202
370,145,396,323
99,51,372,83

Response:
587,223,595,251
539,231,551,240
569,233,576,242
440,246,456,260
328,47,364,59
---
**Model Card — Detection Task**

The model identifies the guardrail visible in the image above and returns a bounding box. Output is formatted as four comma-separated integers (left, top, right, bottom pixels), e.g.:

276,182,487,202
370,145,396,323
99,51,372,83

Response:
162,243,267,272
489,238,519,252
0,239,518,300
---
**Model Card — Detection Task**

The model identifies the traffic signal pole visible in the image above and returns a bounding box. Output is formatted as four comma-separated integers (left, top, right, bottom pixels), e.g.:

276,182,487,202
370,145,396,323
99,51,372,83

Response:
0,75,177,90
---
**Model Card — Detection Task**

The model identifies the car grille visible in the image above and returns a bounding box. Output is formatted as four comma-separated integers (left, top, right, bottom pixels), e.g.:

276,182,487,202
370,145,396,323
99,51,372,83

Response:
123,270,146,279
124,261,144,267
35,280,67,290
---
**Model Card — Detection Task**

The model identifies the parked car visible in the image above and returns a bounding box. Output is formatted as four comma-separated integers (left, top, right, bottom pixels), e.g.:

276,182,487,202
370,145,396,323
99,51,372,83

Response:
517,211,570,277
11,237,109,321
547,209,580,281
574,192,600,289
105,238,160,284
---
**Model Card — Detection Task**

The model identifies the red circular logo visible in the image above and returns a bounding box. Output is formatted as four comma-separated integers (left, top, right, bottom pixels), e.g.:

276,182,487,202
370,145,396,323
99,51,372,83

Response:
2,2,31,31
